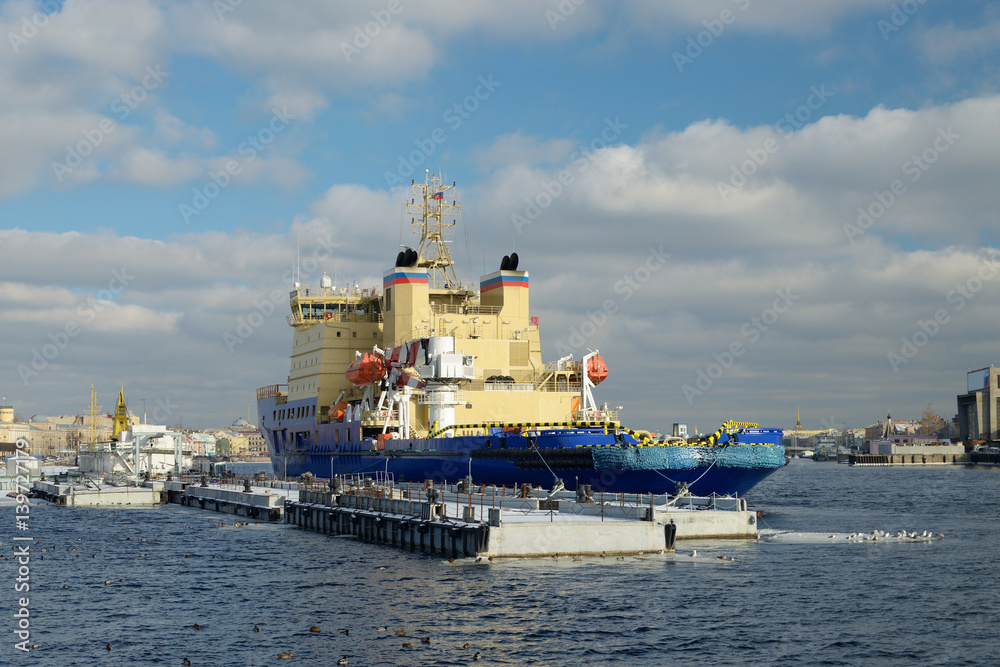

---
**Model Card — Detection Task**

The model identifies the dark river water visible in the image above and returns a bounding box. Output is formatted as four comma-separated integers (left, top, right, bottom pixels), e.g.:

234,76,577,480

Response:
2,460,999,666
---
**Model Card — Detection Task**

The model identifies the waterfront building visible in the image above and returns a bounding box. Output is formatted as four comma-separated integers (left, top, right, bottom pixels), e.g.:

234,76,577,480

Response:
957,366,1000,443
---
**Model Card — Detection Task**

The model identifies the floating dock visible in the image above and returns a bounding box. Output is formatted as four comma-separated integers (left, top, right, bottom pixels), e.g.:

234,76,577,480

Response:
31,477,287,521
31,475,760,558
285,478,758,559
33,479,165,506
167,481,285,521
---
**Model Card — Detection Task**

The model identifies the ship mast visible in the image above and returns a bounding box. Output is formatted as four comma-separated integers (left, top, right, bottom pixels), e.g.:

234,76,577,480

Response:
406,171,460,290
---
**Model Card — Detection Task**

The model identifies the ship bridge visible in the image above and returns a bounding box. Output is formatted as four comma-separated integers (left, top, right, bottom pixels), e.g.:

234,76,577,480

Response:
288,278,382,328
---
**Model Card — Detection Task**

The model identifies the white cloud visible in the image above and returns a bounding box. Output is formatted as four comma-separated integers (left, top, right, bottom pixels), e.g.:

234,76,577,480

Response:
920,19,1000,62
153,110,216,148
110,147,202,186
626,0,894,35
473,132,577,172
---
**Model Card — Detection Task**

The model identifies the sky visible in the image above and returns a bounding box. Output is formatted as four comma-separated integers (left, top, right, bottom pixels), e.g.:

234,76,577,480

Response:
1,0,999,432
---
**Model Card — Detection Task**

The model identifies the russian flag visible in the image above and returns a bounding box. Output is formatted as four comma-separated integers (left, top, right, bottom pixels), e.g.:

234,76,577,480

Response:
432,192,444,200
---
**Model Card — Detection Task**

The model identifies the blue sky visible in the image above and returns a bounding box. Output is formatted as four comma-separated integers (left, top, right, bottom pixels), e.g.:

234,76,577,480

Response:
2,0,999,431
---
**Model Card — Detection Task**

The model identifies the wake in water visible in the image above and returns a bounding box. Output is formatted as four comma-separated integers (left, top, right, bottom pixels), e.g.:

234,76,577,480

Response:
758,529,944,544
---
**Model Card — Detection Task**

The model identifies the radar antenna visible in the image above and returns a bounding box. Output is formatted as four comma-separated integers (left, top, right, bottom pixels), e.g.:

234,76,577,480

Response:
406,171,460,289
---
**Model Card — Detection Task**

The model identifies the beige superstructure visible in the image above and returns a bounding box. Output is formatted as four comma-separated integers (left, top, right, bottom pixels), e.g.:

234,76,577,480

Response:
277,173,606,439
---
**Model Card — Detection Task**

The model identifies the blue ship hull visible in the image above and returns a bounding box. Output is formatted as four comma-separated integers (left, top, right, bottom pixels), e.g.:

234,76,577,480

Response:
274,451,781,496
259,394,784,496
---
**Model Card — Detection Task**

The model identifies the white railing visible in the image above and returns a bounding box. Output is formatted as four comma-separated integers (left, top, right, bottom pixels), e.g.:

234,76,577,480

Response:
483,383,535,392
416,391,467,404
361,409,398,423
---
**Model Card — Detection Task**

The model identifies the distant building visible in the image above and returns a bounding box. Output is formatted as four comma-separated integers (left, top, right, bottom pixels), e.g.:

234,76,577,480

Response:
868,434,941,455
227,418,266,456
957,366,1000,443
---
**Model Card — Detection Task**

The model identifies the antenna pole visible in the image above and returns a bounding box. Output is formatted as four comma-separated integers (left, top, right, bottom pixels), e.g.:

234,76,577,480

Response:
406,172,461,289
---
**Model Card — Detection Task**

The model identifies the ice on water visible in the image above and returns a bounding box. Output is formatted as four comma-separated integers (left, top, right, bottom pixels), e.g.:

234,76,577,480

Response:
759,528,943,543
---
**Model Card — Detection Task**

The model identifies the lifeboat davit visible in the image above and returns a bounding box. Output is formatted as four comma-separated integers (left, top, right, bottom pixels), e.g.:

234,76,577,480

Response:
345,353,386,386
587,355,609,385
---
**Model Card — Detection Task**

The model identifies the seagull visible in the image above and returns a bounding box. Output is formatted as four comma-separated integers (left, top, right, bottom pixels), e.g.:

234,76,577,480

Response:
337,658,348,666
691,550,697,557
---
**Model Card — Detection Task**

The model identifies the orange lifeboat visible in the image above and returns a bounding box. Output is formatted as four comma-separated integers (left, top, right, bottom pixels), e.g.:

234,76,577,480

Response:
345,353,386,386
329,400,349,422
587,355,609,385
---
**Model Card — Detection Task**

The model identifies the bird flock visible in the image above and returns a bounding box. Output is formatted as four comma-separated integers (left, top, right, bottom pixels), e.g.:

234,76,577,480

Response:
839,530,943,542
